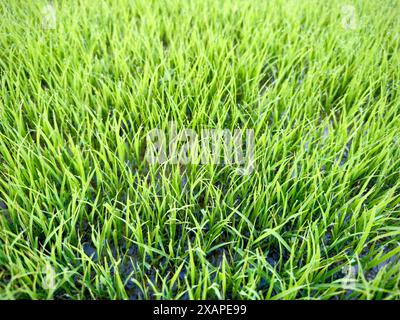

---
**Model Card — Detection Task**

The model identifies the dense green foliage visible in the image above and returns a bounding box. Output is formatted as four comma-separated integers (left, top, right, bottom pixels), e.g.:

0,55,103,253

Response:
0,0,399,299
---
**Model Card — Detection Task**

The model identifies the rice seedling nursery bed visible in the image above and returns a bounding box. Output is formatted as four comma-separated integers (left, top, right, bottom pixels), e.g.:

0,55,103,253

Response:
0,0,399,300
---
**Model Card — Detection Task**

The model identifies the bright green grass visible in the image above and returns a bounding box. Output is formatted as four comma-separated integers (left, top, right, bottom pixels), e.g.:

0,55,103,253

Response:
0,0,399,299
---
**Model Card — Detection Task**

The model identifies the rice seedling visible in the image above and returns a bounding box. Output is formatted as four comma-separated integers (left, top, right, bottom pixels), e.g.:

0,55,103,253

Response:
0,0,399,300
